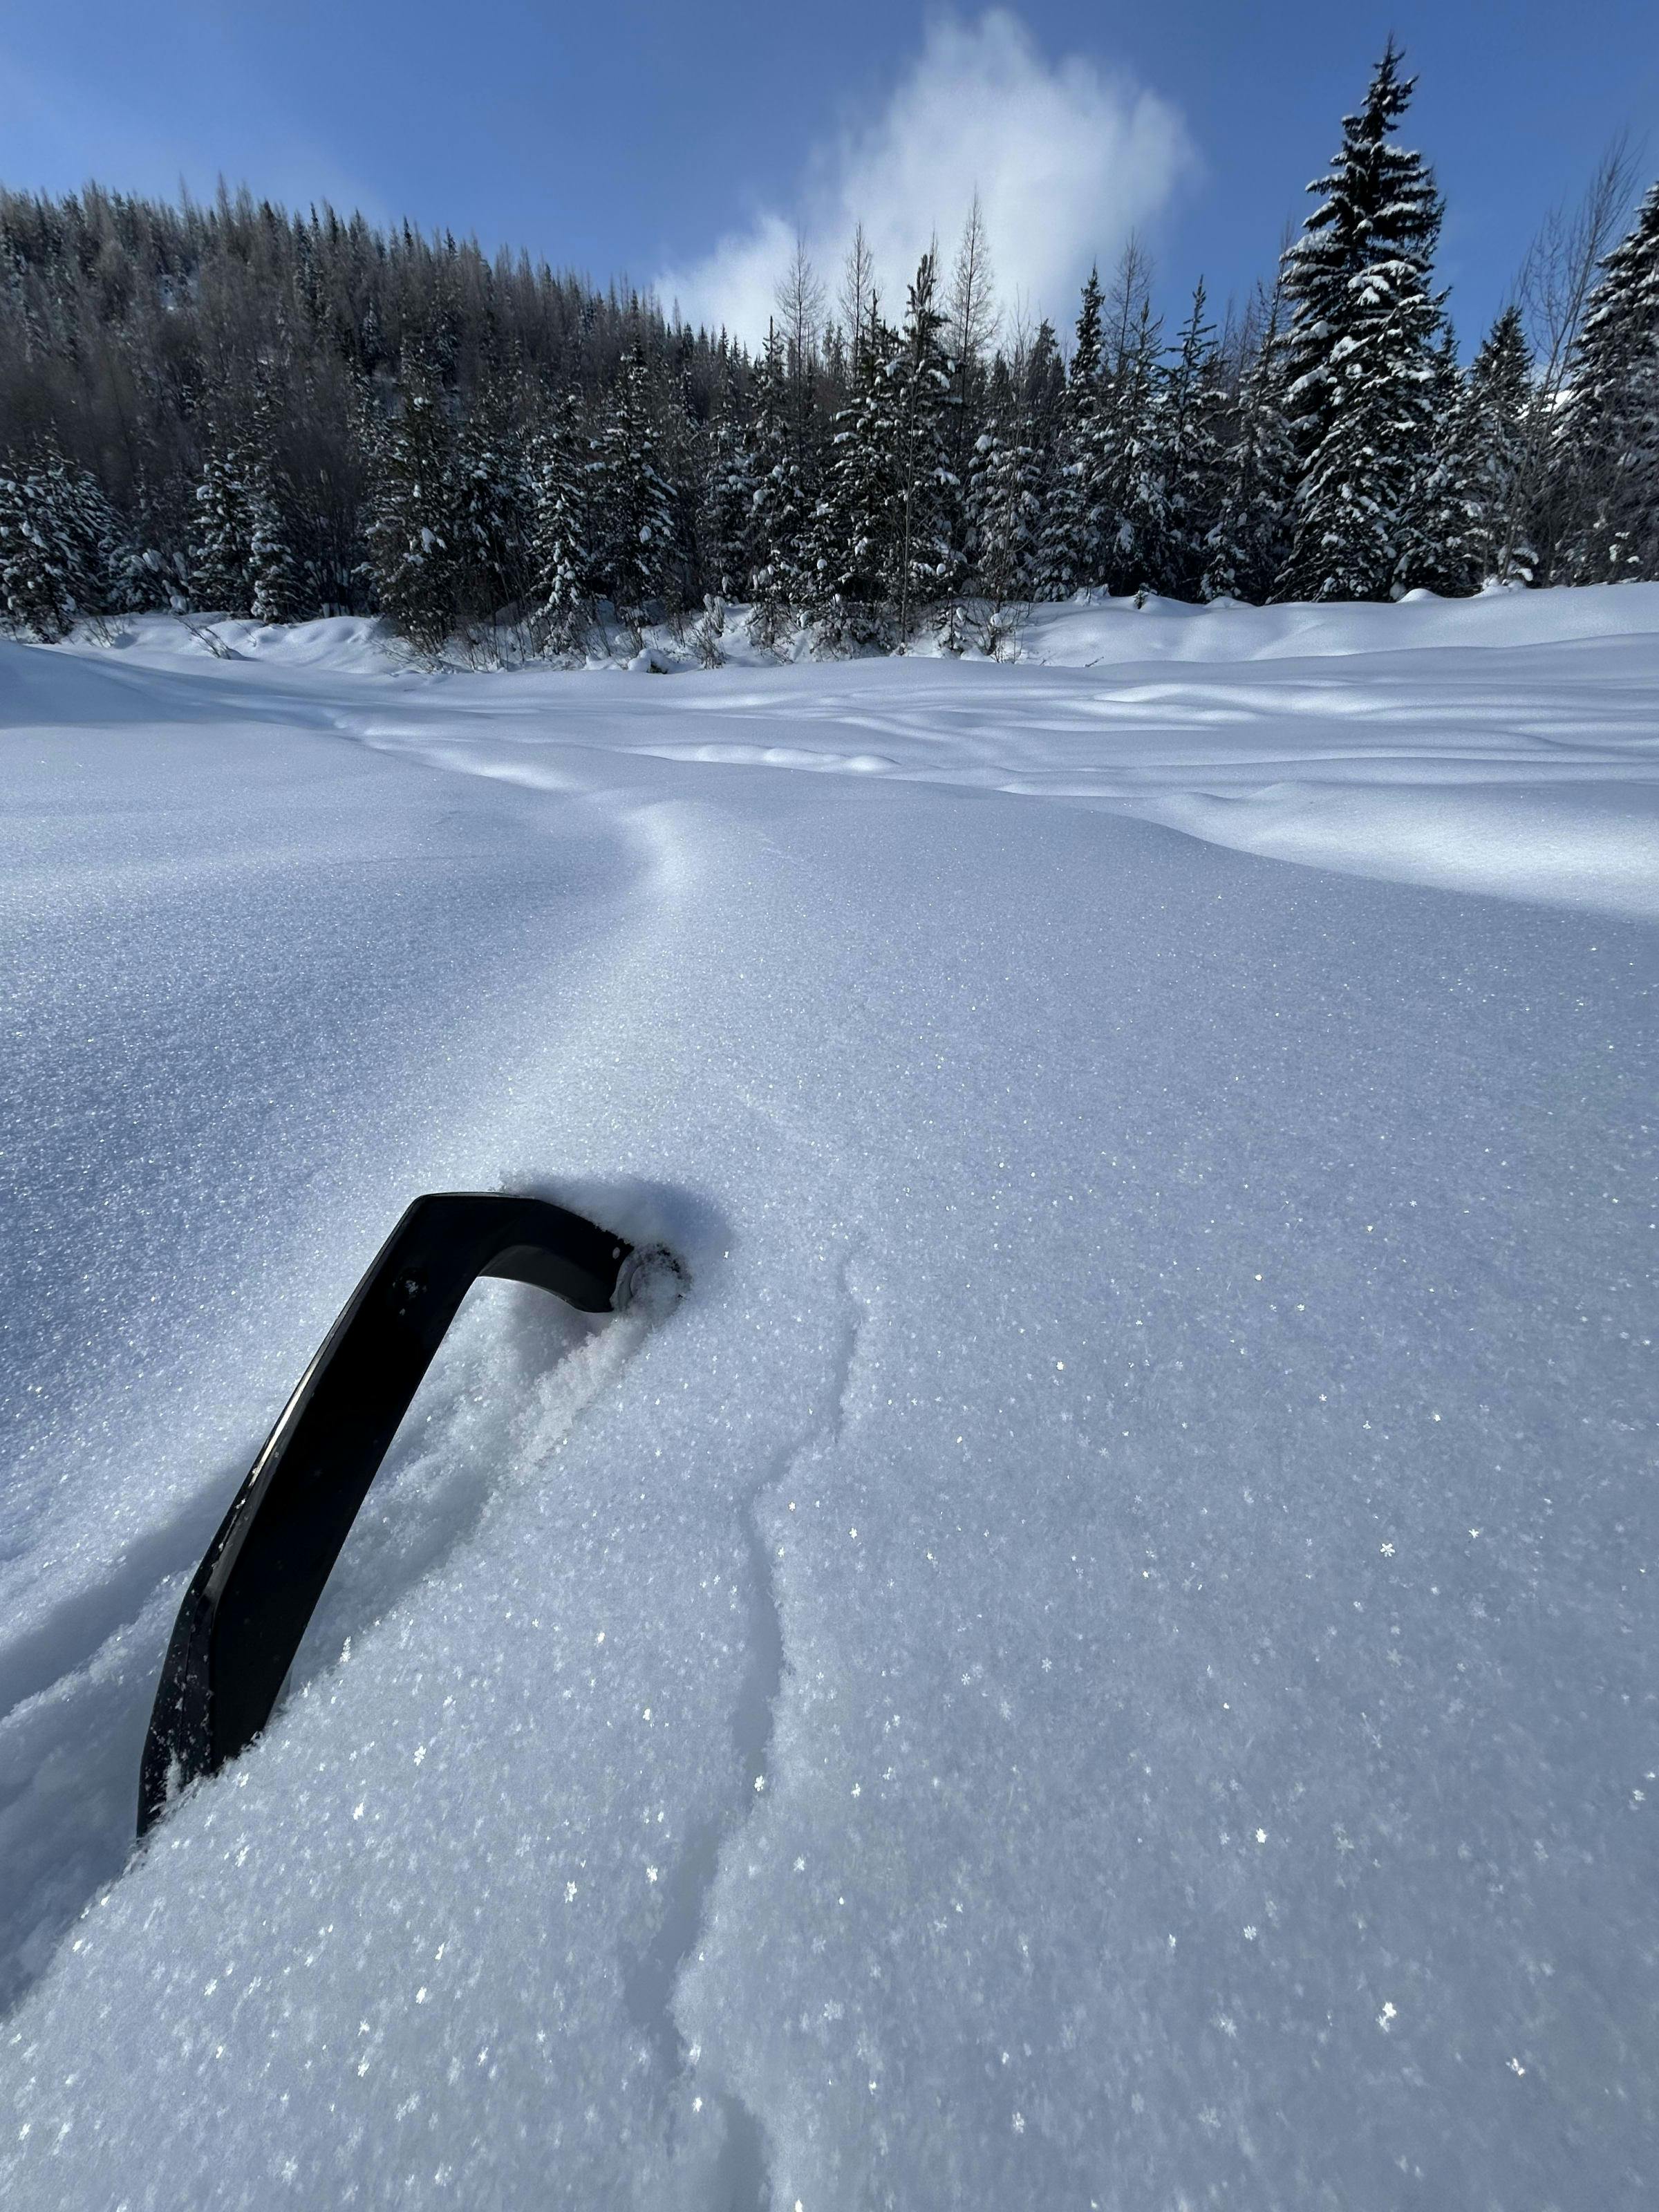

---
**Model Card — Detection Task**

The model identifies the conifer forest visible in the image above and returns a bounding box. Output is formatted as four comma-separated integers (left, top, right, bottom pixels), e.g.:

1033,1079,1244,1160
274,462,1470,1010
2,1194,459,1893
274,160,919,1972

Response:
1,44,1655,658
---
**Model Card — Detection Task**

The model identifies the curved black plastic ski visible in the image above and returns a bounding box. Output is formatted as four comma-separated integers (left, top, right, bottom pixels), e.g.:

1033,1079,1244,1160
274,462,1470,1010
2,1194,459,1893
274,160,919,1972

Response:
138,1192,639,1837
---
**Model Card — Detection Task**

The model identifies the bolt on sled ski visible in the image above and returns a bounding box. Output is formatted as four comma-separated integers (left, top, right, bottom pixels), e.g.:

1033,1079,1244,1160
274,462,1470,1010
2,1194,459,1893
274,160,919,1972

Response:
138,1192,665,1837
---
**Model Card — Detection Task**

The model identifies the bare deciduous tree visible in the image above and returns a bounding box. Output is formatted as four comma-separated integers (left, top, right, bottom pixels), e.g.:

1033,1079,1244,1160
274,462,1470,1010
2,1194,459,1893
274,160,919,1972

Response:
1512,137,1638,579
948,192,1000,370
775,234,826,384
838,222,875,362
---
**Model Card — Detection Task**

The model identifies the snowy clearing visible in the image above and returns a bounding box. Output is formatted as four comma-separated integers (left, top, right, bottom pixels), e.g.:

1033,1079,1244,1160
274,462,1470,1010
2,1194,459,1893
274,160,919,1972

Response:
1,588,1654,2209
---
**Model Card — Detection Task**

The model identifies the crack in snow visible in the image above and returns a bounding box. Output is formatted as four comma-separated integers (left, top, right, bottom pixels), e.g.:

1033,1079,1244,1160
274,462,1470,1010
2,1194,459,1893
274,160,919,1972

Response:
625,1249,870,2209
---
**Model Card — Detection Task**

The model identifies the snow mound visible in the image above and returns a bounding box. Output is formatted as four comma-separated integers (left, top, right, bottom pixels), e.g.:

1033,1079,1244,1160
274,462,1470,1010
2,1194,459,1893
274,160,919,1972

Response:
1018,578,1659,664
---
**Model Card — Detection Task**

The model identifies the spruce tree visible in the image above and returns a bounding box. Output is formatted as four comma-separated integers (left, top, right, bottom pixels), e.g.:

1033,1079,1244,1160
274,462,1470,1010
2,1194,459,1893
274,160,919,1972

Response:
451,366,532,630
1021,319,1067,451
0,455,86,640
1456,307,1537,586
697,361,753,605
1557,181,1659,583
245,384,302,623
1277,44,1446,601
246,482,301,624
43,449,122,623
364,356,462,656
189,440,254,614
1155,281,1228,599
1098,292,1167,594
1395,326,1474,594
747,326,814,644
1035,270,1105,597
528,391,597,653
805,310,901,648
889,251,959,637
188,404,299,624
591,348,676,633
1403,319,1539,597
1203,296,1296,602
968,407,1044,608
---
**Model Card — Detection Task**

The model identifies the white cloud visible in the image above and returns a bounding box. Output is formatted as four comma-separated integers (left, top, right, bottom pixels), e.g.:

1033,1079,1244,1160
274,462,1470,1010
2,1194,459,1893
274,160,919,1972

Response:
655,9,1197,344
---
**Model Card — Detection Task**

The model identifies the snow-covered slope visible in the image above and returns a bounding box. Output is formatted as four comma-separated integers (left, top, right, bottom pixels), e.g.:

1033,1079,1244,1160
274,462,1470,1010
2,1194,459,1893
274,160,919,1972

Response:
1,590,1653,2209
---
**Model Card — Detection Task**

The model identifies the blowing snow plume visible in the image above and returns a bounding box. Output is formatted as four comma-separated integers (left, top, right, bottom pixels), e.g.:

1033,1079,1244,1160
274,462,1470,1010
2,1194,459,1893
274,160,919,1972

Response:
655,8,1196,342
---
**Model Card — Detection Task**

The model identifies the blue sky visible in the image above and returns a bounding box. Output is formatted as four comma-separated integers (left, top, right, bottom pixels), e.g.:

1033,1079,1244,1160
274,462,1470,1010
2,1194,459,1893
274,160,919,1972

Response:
3,3,1654,345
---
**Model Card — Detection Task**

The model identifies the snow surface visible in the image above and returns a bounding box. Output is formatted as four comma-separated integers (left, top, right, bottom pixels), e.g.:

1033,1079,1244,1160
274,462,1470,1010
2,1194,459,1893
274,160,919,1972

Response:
0,589,1653,2209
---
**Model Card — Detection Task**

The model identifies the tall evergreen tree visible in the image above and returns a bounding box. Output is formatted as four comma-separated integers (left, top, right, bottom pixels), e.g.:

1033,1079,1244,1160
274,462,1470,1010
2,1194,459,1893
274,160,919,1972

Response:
889,251,960,637
1556,181,1659,583
1021,318,1067,456
189,442,253,614
697,360,753,605
528,390,597,652
590,348,677,632
968,404,1044,607
245,383,303,623
747,326,814,643
0,450,108,640
1455,306,1538,586
1098,289,1166,594
1155,281,1228,598
451,364,532,628
1203,294,1296,601
806,309,902,647
1395,326,1474,594
1035,270,1105,597
189,402,300,624
1277,44,1446,601
364,356,462,656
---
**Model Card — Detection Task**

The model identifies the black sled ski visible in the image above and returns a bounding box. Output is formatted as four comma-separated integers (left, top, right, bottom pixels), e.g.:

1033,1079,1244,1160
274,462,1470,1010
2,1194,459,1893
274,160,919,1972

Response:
138,1192,660,1836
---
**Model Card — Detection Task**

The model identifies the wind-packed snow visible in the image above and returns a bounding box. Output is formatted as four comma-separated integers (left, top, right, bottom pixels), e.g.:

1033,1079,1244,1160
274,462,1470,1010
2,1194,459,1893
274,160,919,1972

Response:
1,588,1653,2210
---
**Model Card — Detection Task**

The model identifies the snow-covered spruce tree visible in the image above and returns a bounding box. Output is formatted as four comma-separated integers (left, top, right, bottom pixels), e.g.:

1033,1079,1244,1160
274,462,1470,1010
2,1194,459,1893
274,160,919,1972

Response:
1096,252,1166,596
41,449,125,623
1155,281,1228,599
1035,269,1106,598
746,325,813,646
0,451,101,639
697,360,753,605
245,473,301,624
1454,307,1538,586
590,348,677,635
1556,180,1659,583
968,402,1044,608
106,511,172,615
1395,326,1474,595
658,359,708,621
0,465,62,639
1021,318,1067,453
1203,294,1297,602
1276,43,1446,602
888,251,960,639
451,365,533,636
110,462,190,614
529,391,597,654
364,356,463,657
245,383,302,623
189,440,253,613
189,403,299,624
805,310,901,648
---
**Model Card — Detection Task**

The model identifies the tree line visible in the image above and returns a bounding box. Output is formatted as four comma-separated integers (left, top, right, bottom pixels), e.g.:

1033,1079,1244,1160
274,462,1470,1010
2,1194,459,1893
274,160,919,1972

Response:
0,43,1655,657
